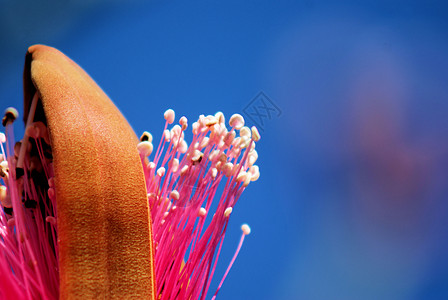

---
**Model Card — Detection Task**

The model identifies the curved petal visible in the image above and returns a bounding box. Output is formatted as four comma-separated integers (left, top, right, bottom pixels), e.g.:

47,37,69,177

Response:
23,45,155,299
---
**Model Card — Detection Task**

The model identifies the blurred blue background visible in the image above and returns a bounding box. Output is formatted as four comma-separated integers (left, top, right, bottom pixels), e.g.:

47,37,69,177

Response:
1,0,448,299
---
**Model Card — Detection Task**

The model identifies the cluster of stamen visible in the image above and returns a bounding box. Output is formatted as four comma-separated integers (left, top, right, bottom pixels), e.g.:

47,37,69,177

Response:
0,101,260,300
0,94,58,299
138,109,260,300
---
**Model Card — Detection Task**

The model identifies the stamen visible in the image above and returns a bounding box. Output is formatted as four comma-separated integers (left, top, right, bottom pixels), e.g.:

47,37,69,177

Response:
198,207,207,217
2,107,19,127
145,110,259,299
251,126,260,142
224,207,232,217
211,224,251,300
164,109,175,124
137,141,153,157
229,113,244,130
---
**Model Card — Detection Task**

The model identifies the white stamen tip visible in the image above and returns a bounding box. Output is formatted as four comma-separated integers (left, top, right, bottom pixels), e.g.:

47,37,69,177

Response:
180,116,188,130
170,190,180,201
236,171,247,182
239,126,251,138
198,207,207,217
241,224,251,235
164,109,175,124
251,126,260,141
180,165,189,175
229,114,245,130
137,141,153,157
215,111,225,124
164,129,171,142
224,207,233,217
157,167,166,177
0,133,6,143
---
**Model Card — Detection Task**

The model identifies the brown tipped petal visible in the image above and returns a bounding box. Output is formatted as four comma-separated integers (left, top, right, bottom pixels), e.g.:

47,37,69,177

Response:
23,45,156,299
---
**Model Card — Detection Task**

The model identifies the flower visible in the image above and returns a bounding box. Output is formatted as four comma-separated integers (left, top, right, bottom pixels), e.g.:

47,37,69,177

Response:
0,45,260,299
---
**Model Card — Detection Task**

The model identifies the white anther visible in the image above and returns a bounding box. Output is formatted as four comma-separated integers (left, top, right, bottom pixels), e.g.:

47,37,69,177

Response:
239,126,251,138
169,158,179,172
249,165,260,181
179,140,188,153
157,167,166,177
137,141,153,157
198,115,206,127
198,207,207,217
0,133,5,144
192,122,199,135
170,190,180,201
147,161,156,170
241,224,251,235
229,114,244,130
215,111,225,124
180,165,189,175
171,125,182,139
192,150,203,162
180,116,188,131
205,115,218,127
243,172,251,187
237,171,247,182
0,161,8,169
164,109,175,124
209,167,218,179
200,137,210,149
248,150,258,166
164,130,171,142
224,207,233,217
251,126,260,141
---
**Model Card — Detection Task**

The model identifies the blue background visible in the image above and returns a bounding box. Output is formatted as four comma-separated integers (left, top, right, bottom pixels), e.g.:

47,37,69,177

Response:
1,1,448,299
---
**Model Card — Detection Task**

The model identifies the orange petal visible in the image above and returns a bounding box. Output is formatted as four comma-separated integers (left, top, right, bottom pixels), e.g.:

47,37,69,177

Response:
23,45,155,299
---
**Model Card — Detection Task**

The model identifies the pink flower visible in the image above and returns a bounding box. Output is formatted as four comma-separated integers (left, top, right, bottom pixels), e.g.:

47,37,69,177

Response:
0,45,260,299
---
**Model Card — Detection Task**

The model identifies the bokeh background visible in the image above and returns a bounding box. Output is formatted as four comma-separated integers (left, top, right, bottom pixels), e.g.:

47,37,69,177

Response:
1,1,448,299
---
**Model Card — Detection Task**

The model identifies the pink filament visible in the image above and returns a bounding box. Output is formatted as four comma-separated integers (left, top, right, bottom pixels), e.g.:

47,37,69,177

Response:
143,113,255,299
0,120,58,300
0,110,256,299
